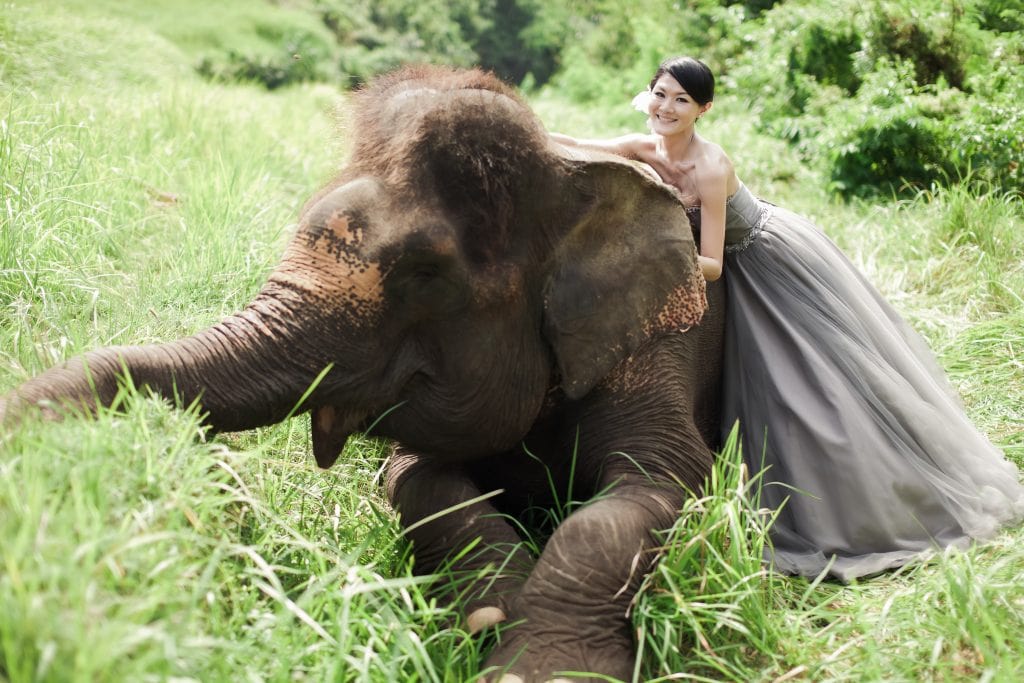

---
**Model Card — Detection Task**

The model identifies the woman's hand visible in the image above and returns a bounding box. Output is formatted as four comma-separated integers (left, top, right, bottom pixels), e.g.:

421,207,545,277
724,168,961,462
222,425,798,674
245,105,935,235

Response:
698,255,722,282
635,149,697,191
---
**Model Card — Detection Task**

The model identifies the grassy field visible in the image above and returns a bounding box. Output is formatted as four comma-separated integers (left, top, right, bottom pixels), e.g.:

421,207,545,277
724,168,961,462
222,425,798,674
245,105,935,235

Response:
2,2,1023,681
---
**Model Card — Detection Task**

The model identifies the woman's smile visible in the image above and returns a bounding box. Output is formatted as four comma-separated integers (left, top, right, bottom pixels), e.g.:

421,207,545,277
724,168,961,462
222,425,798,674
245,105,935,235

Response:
646,73,703,135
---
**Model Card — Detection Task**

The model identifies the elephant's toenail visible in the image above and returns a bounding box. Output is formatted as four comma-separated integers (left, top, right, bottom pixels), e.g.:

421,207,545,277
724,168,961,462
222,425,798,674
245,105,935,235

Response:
467,606,507,634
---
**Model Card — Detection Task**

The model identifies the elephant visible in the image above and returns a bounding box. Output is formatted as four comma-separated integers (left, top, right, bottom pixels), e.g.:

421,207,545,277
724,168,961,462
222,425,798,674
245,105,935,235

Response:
1,65,725,682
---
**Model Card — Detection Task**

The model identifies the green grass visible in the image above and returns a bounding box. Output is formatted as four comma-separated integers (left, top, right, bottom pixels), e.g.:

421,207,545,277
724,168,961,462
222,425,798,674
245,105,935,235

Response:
0,0,336,91
2,2,1024,681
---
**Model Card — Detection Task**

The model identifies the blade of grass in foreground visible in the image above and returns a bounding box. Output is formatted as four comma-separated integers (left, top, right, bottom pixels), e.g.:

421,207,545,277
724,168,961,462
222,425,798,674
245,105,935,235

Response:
633,425,797,681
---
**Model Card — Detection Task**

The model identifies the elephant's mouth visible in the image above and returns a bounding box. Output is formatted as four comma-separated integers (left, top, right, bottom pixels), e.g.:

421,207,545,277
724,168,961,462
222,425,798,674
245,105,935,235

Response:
310,405,371,469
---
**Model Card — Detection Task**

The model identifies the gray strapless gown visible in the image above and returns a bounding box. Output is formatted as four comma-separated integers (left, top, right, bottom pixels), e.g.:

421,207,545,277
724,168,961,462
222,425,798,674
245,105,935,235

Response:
692,185,1024,581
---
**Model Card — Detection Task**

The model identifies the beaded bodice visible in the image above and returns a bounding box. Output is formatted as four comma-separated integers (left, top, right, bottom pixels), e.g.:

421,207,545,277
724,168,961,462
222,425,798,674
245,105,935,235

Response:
684,183,772,253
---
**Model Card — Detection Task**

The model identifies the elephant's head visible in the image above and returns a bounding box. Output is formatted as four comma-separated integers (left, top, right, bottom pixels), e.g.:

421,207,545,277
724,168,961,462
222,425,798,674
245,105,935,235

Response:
2,66,706,468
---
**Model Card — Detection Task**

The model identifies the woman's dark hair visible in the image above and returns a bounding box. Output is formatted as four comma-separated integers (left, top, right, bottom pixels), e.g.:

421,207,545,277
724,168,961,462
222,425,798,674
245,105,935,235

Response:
649,56,715,105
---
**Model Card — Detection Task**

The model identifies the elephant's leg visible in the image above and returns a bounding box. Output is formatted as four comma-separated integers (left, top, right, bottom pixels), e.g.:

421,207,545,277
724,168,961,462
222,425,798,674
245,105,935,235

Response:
385,446,537,632
481,481,686,682
482,375,714,680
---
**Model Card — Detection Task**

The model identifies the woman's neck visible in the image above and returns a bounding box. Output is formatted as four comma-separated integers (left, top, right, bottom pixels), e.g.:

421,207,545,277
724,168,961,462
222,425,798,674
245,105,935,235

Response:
656,128,696,161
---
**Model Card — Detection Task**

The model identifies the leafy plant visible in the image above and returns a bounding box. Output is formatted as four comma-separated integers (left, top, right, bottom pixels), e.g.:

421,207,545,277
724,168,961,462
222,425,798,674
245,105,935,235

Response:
863,0,975,89
969,0,1024,32
196,32,330,89
823,66,959,197
726,0,866,130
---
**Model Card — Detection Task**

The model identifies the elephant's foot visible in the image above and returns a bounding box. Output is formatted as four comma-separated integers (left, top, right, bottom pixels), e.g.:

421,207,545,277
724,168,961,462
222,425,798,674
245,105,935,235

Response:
442,552,533,633
479,618,634,682
428,565,525,634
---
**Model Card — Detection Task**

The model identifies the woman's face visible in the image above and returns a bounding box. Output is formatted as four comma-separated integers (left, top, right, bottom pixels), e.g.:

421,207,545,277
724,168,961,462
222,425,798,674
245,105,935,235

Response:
647,74,707,137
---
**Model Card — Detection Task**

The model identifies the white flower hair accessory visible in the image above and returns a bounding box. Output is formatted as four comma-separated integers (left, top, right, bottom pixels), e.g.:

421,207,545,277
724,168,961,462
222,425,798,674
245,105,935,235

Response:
631,89,652,113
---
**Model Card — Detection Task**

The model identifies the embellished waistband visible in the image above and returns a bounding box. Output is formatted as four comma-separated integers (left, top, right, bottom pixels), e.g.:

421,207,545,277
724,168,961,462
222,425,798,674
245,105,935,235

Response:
725,201,774,254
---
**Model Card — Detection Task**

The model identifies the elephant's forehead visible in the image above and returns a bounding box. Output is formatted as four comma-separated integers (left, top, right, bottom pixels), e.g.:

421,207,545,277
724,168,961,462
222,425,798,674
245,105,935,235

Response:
388,87,439,105
381,87,442,125
275,212,385,324
383,86,522,124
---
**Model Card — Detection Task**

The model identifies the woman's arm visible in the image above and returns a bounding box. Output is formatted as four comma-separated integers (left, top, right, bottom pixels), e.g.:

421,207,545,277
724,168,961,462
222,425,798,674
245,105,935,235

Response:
693,154,733,282
549,132,650,159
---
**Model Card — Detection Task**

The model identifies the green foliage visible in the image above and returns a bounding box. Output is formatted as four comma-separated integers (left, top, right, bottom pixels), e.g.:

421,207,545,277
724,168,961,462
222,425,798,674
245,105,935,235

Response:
726,0,783,15
950,52,1024,193
196,31,331,89
315,0,570,87
863,0,977,89
970,0,1024,32
469,0,574,86
721,0,867,152
634,429,789,679
547,0,746,105
710,0,1023,197
821,63,958,197
791,22,862,95
829,114,952,198
817,54,1024,197
322,0,480,87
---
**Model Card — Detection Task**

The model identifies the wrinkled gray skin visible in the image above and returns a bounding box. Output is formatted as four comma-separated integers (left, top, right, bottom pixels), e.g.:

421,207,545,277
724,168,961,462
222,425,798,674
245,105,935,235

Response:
1,66,725,682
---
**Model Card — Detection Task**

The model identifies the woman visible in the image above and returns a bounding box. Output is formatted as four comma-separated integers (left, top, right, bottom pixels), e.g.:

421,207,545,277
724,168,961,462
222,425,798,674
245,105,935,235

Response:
552,56,1024,580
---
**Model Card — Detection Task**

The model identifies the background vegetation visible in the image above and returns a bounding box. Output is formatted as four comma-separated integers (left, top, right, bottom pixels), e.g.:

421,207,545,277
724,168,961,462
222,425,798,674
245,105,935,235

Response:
1,0,1022,680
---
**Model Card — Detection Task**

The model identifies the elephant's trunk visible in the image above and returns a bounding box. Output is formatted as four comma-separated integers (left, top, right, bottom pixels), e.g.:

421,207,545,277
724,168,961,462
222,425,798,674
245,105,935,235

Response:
2,287,331,432
2,181,389,453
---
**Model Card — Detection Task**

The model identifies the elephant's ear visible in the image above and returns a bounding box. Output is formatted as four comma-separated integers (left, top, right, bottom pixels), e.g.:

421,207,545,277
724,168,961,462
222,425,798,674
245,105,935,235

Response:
543,158,707,400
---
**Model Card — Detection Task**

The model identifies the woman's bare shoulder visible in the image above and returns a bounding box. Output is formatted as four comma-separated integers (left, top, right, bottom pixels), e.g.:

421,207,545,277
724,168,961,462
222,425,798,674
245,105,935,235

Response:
694,137,738,190
696,139,733,172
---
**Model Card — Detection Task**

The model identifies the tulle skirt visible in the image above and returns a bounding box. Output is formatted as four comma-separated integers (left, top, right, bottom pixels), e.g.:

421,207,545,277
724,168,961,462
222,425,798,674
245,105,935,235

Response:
721,205,1024,581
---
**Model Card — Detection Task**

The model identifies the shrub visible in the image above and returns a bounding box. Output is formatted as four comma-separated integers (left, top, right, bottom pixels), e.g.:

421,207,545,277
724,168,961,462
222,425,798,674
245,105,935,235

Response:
822,63,960,197
317,0,479,86
793,23,862,95
967,0,1024,33
548,0,746,106
725,0,865,140
863,0,974,89
196,32,331,89
727,0,783,16
819,33,1024,199
827,108,956,198
337,36,461,88
718,0,1024,197
471,0,573,86
947,66,1024,193
318,0,573,87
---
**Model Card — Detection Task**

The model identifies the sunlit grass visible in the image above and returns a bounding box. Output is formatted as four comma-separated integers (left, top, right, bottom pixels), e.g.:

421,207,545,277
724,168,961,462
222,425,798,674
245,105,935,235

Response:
633,428,784,681
2,1,1023,681
0,394,491,681
0,81,340,380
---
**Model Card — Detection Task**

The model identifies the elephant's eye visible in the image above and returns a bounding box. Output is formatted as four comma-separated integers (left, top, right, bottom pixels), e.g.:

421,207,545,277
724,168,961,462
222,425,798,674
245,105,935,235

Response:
386,255,468,317
409,264,440,281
